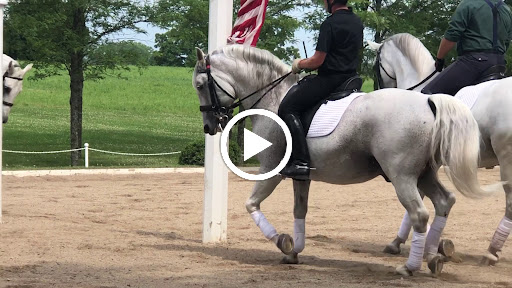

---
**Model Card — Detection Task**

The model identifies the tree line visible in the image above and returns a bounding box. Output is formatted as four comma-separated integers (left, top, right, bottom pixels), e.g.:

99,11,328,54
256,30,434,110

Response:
4,0,510,166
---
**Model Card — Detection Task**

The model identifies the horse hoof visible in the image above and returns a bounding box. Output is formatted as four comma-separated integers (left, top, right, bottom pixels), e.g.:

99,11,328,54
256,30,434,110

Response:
395,265,413,276
427,254,444,276
280,253,299,264
480,252,498,266
383,243,401,255
438,239,455,258
276,234,294,255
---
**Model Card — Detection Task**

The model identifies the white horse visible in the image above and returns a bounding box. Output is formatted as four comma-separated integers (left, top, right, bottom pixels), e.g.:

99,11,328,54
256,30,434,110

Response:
2,54,32,123
368,33,512,266
192,44,498,276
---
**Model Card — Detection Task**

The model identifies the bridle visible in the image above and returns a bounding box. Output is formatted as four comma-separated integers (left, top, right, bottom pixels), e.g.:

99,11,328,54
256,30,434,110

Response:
197,55,291,128
374,43,437,91
3,74,24,107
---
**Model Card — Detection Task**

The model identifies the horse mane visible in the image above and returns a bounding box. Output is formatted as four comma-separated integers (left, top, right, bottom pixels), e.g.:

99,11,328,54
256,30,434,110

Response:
214,44,291,80
387,33,434,77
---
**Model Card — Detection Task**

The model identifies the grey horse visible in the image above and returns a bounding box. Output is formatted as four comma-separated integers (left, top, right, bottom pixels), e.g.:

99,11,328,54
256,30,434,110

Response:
2,54,32,123
193,44,497,276
368,33,512,266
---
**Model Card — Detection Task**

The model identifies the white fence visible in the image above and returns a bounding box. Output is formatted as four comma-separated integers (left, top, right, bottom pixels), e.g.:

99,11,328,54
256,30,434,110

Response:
3,142,181,168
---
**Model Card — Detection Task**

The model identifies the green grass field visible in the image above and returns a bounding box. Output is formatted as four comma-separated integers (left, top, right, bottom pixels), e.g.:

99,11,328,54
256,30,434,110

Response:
3,66,374,170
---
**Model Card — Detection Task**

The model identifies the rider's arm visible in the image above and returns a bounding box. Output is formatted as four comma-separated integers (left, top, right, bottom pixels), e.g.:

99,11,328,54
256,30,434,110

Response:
441,0,471,58
299,51,327,71
436,38,456,59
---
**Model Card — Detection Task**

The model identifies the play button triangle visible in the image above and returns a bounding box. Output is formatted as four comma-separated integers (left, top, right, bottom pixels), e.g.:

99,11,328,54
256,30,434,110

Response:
243,128,272,161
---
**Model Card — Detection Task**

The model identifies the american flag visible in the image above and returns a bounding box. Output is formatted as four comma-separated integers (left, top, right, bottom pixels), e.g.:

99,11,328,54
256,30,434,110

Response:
227,0,269,46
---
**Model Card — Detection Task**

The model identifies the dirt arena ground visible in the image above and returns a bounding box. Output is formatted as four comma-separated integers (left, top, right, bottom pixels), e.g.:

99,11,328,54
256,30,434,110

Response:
0,168,510,287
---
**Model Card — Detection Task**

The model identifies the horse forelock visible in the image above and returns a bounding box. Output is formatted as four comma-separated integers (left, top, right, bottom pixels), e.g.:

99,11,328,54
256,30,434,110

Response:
387,33,434,77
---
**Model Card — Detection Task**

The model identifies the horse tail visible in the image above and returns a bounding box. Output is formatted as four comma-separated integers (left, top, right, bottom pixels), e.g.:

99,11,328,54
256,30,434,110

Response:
428,94,500,198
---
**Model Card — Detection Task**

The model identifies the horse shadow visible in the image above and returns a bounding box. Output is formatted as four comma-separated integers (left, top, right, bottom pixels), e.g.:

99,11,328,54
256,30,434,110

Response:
137,229,512,286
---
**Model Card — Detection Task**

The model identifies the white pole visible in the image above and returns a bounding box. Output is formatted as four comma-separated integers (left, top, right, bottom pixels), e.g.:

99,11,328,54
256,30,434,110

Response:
0,0,8,223
84,143,89,168
203,0,232,243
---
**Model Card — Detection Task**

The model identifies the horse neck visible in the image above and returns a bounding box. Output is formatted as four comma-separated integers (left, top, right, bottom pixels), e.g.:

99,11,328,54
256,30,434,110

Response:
221,57,298,114
389,41,437,91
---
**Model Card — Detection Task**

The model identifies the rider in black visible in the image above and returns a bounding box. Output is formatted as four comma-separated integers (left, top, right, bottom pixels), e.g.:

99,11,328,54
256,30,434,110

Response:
421,0,512,96
278,0,363,180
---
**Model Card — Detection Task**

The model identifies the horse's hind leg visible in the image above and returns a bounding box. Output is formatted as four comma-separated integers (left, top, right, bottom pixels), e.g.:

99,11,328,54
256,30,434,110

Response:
245,176,294,255
392,176,430,276
281,179,311,264
384,190,427,255
418,169,456,276
483,143,512,265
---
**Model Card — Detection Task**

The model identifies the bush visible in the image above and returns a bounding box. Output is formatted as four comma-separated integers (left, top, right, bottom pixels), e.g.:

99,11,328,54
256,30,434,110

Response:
179,139,241,166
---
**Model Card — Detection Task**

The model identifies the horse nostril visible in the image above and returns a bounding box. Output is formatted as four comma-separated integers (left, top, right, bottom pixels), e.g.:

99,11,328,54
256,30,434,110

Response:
204,124,210,134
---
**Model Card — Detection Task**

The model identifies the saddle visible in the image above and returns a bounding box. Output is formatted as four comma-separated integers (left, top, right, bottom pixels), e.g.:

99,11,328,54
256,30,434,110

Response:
475,64,507,84
299,75,363,132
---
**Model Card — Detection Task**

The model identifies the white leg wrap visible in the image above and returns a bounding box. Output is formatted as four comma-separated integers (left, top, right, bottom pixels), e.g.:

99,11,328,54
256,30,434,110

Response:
490,216,512,251
293,219,305,253
251,210,278,240
406,231,427,271
424,216,447,256
397,211,412,241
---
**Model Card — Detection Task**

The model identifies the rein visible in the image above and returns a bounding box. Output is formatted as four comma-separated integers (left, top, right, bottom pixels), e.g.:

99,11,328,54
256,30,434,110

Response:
198,55,291,118
3,74,24,107
375,44,436,91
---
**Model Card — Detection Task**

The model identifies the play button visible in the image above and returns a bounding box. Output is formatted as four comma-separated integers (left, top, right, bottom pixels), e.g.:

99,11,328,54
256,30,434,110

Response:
220,109,292,181
243,128,272,161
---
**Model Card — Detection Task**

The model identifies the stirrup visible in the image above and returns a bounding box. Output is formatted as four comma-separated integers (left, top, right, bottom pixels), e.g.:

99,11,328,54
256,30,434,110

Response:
279,162,312,180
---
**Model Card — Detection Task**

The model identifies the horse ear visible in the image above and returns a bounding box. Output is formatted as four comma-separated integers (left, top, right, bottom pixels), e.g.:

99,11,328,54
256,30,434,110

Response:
22,63,33,75
7,61,15,75
367,40,382,51
196,47,205,62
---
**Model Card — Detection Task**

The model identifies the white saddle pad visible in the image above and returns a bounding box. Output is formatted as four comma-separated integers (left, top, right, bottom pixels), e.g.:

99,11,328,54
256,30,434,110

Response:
307,93,365,138
454,80,498,109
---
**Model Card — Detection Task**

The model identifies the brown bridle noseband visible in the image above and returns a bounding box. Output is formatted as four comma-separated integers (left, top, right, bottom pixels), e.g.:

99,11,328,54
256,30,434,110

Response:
3,74,24,107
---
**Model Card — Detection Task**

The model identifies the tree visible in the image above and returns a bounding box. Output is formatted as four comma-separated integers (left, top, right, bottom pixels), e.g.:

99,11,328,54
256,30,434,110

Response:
89,41,155,67
303,0,458,83
5,0,154,166
152,0,311,67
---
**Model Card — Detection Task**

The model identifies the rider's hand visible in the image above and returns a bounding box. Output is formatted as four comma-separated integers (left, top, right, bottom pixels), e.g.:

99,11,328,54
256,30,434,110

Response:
435,58,445,72
292,59,303,74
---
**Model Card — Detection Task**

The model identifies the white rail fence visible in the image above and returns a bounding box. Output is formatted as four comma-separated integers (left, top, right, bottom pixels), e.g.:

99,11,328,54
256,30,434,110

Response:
3,142,181,168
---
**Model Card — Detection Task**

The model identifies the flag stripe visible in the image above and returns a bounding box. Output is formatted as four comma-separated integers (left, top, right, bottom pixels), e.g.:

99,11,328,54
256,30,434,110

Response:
228,0,268,47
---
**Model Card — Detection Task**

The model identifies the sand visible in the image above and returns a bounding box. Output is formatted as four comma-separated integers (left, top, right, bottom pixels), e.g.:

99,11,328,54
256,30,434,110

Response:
0,168,510,287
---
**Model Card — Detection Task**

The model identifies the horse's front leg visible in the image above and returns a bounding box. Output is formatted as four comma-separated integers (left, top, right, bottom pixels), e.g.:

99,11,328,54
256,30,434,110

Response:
245,175,294,255
281,179,311,264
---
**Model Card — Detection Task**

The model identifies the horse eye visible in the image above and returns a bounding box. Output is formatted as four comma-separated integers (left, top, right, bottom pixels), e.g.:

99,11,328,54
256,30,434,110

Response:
4,85,11,93
196,83,205,89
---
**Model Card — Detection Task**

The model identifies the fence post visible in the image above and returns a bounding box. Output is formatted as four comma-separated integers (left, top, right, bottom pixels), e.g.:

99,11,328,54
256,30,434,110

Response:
203,0,232,243
0,0,8,223
84,143,89,168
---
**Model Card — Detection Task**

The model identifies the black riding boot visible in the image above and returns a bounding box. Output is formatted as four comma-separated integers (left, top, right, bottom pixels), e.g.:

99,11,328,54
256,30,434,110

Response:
280,114,310,180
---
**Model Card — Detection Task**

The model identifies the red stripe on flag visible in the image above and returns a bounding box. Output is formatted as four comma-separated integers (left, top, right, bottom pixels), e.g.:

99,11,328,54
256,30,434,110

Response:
227,0,269,47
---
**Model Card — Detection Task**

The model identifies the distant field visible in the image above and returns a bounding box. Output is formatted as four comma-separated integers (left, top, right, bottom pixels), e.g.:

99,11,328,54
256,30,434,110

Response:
4,66,374,170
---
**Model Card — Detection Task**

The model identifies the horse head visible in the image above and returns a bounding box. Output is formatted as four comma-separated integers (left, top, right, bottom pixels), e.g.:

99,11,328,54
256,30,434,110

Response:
3,55,33,123
367,34,435,91
193,47,237,135
367,39,398,89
